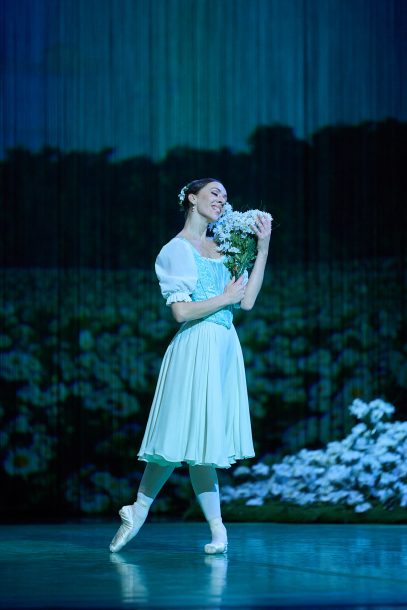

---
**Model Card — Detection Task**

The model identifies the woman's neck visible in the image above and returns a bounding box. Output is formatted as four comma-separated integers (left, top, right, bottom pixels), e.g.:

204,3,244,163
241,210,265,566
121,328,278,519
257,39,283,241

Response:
182,215,208,241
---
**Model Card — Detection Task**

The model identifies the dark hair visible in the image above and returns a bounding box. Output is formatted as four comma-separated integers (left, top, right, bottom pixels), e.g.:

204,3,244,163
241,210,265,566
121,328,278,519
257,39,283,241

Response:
179,177,222,213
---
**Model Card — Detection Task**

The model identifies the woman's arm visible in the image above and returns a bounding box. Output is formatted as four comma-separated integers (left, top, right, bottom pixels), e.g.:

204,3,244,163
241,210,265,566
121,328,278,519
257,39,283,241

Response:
240,214,272,311
171,276,245,323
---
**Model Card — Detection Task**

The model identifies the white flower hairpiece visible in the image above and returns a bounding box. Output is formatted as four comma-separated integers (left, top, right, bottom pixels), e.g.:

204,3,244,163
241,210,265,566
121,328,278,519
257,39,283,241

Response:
178,185,188,208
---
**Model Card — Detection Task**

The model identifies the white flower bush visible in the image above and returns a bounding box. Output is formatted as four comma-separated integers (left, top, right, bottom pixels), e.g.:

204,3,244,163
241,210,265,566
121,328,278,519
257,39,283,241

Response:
222,399,407,513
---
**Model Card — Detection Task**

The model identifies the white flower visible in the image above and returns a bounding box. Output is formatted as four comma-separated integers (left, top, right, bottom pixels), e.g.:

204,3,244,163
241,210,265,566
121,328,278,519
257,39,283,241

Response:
246,497,264,506
211,205,272,276
322,490,349,504
349,399,370,420
349,398,395,426
378,452,400,464
326,441,344,456
361,454,381,470
379,472,397,486
355,502,372,513
251,462,270,477
296,492,317,506
177,185,188,205
346,491,365,505
272,462,293,480
357,472,377,487
353,436,371,451
351,423,368,435
233,466,251,478
270,482,283,496
219,485,237,503
326,464,352,482
370,399,395,418
375,488,395,502
341,450,362,463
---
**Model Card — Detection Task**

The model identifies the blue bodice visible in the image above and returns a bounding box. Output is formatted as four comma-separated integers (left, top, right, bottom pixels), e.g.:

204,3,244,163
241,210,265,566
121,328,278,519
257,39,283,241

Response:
188,247,234,330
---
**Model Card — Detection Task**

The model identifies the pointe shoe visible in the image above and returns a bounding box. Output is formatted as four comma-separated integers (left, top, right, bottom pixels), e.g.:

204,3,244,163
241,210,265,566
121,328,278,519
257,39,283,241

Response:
204,518,228,554
204,540,228,554
109,505,146,553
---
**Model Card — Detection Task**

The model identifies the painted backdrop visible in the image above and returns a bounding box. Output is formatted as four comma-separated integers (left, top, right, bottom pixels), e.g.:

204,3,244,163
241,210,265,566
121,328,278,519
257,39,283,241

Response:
1,0,406,518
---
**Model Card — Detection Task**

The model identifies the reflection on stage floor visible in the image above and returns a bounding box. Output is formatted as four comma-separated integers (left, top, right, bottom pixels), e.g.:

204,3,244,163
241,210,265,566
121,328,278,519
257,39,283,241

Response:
0,521,406,609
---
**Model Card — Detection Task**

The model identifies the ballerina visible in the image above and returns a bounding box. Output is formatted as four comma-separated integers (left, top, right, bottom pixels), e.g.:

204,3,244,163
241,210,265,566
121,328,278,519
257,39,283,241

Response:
110,177,271,554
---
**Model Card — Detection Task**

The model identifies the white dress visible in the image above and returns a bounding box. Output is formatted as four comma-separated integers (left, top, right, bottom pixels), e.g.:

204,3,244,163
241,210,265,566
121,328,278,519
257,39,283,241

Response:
137,237,255,469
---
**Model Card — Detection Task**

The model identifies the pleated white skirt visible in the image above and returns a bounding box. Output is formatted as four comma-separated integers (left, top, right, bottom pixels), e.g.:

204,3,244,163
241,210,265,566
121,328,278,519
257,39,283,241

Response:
138,319,255,469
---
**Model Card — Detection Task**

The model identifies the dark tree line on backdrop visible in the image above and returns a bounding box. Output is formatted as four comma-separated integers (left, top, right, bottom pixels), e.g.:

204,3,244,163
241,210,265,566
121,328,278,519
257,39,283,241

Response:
1,118,406,269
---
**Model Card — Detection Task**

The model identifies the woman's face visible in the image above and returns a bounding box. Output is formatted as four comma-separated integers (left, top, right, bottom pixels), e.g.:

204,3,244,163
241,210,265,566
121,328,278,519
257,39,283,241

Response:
192,181,228,222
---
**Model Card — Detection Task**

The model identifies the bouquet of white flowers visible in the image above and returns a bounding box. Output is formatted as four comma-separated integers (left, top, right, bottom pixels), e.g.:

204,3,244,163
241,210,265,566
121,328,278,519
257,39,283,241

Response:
211,203,273,277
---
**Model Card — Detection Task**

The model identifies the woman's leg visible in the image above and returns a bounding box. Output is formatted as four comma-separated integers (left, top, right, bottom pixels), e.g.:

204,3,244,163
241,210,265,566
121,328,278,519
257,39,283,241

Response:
109,462,175,552
138,462,175,498
189,465,228,554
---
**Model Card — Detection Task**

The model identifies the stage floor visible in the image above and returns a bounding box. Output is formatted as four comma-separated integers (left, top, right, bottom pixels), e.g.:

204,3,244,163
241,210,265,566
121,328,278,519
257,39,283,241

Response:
0,521,406,609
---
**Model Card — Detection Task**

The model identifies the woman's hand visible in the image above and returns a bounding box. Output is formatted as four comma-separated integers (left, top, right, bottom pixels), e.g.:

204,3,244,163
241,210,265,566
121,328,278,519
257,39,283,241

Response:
239,213,271,311
253,213,272,254
171,276,245,322
223,276,246,305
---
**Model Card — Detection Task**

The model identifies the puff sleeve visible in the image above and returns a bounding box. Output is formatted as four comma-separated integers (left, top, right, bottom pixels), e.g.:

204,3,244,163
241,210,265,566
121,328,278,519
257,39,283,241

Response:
155,238,198,306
